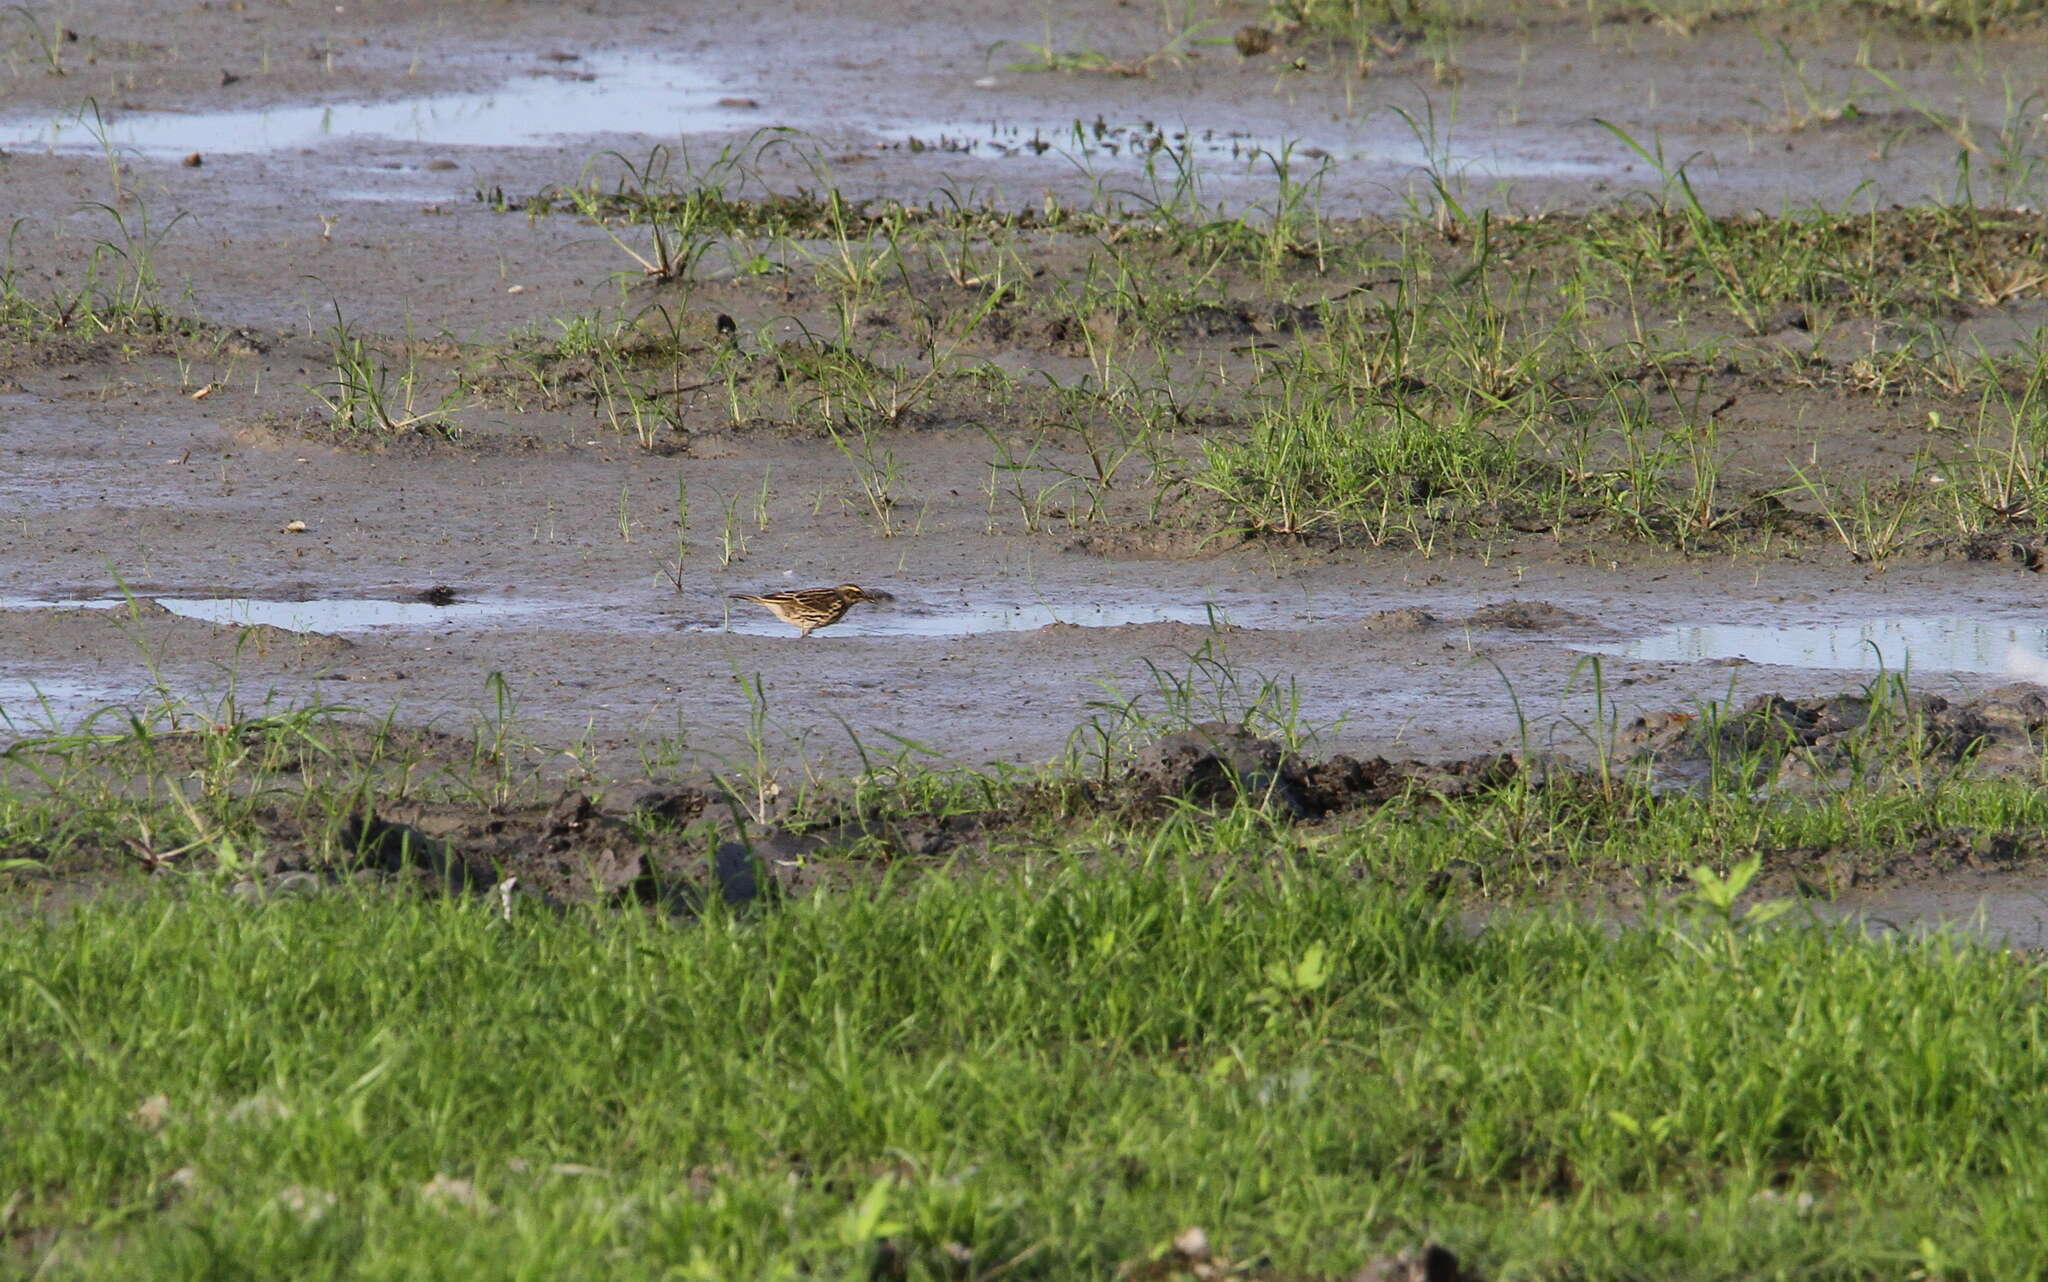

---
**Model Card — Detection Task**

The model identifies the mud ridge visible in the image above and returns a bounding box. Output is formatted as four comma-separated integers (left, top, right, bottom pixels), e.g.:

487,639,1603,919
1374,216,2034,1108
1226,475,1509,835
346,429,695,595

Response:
1625,682,2048,784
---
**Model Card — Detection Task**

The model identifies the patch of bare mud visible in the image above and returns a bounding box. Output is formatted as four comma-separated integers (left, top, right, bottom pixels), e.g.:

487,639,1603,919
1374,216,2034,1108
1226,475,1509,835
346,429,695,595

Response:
1952,534,2048,572
230,410,556,457
1,600,354,667
1360,607,1442,634
1067,528,1241,561
1463,601,1612,634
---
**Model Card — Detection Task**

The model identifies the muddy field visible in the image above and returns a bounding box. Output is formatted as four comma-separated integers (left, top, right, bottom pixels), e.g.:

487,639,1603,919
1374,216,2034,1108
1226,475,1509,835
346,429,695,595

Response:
5,1,2048,931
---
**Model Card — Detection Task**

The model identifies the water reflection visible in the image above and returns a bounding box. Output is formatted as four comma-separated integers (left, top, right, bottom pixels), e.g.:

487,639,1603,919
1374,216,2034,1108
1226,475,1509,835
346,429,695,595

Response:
1,55,752,155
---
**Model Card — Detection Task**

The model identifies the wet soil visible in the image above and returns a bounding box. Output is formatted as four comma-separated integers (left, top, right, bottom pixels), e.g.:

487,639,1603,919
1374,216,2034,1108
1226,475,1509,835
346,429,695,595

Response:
5,1,2048,931
67,697,2048,955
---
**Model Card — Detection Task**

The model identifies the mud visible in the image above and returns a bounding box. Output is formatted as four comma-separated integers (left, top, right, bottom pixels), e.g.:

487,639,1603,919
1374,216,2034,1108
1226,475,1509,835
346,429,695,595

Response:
185,716,1526,916
181,694,2048,958
1623,681,2048,784
6,0,2048,941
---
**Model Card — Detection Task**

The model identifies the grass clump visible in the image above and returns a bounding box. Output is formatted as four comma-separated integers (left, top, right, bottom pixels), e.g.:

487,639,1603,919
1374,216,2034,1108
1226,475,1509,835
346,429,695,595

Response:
308,306,463,441
0,203,205,343
1195,397,1537,544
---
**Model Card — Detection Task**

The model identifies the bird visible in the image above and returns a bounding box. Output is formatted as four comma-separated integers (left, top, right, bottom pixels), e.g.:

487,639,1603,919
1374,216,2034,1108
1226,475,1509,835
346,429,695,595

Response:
728,583,880,637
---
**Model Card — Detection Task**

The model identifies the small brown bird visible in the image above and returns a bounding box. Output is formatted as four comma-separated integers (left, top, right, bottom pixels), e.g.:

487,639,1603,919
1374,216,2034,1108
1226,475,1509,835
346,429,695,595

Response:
729,583,879,638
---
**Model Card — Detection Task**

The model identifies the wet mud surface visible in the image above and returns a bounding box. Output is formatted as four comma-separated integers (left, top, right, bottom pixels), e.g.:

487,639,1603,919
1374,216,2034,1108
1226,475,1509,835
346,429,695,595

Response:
5,0,2048,935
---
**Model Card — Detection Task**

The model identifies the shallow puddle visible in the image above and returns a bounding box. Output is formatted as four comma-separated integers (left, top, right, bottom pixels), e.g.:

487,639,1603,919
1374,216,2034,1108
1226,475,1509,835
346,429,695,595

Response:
0,54,754,156
0,596,131,616
0,675,137,732
1596,618,2048,678
0,51,1620,202
708,598,1230,638
155,596,528,632
0,591,1259,639
0,594,535,633
882,115,1614,186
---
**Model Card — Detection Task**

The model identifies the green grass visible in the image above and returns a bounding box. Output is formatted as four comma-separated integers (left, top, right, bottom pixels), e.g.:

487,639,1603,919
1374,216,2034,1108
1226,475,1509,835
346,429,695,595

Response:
0,202,206,341
5,863,2047,1279
9,677,2048,1275
1196,396,1540,545
12,665,2048,891
309,305,463,441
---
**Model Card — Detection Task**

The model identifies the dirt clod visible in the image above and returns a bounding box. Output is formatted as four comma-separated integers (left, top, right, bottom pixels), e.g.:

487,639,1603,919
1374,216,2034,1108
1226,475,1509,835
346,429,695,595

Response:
1958,534,2048,571
1625,683,2048,785
1130,722,1307,816
341,813,495,891
317,789,823,915
1129,724,1518,819
1465,601,1598,632
1361,607,1440,633
624,776,731,824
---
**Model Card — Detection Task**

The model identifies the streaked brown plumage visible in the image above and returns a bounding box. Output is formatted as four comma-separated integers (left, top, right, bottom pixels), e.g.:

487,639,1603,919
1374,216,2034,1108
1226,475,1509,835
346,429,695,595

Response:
730,583,877,637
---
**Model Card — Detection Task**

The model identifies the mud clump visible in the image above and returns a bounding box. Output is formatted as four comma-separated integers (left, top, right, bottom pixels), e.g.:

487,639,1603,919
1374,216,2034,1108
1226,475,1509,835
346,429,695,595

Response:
82,598,353,661
623,776,730,824
340,812,498,892
1126,721,1517,818
1131,723,1306,815
1294,753,1515,813
1361,606,1440,634
1066,527,1238,560
235,623,354,657
1895,826,2041,876
1624,682,2048,784
1742,823,2048,897
1956,533,2048,572
1465,600,1600,632
317,790,797,914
